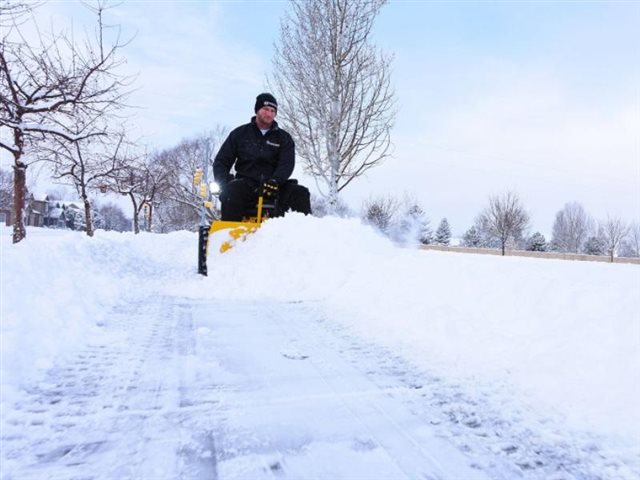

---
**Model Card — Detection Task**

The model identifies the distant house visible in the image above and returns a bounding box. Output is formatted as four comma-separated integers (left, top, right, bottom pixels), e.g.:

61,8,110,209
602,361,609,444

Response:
2,194,86,230
45,205,67,228
0,207,11,226
26,194,49,227
48,201,84,229
23,195,84,229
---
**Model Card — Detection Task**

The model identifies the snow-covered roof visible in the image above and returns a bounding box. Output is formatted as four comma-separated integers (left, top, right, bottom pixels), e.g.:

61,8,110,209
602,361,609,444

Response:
48,207,64,217
30,194,49,202
51,200,82,209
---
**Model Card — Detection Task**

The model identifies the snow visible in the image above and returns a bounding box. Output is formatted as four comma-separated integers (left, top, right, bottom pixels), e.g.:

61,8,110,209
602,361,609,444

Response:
1,217,639,478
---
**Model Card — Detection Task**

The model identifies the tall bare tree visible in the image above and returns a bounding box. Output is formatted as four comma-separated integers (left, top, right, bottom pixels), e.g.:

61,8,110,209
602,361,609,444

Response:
0,2,130,243
601,215,629,262
478,191,530,255
271,0,395,211
550,202,593,253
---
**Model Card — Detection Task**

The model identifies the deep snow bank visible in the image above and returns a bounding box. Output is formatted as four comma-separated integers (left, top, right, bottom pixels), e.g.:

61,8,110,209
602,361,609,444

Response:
1,217,638,445
0,226,193,403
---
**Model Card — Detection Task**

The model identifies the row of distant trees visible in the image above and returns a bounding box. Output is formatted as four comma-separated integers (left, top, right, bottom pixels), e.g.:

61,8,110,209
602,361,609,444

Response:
3,129,638,261
360,192,639,260
0,128,228,235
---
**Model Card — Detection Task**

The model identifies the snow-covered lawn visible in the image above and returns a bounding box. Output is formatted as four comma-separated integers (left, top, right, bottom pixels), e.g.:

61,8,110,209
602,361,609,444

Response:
1,218,638,478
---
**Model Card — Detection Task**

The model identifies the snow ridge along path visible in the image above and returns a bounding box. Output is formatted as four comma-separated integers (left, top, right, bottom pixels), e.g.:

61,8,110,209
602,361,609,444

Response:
3,294,638,479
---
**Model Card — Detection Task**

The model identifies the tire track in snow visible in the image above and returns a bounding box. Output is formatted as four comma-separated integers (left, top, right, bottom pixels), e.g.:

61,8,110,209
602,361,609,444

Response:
1,297,221,480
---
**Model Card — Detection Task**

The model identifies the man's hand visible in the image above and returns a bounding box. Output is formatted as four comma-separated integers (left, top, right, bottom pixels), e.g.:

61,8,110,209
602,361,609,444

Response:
262,178,279,198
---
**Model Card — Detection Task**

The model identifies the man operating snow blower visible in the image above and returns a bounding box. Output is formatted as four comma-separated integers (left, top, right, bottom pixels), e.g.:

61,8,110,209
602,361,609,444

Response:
196,93,312,275
213,92,311,220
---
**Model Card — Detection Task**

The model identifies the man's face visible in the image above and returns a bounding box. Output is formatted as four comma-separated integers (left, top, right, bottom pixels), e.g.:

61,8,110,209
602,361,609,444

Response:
256,106,276,126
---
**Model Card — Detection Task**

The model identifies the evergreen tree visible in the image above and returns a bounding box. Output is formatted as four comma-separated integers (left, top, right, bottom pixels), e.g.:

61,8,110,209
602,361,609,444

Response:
434,218,452,245
397,203,432,245
64,206,85,231
526,232,547,251
461,225,482,247
583,235,606,256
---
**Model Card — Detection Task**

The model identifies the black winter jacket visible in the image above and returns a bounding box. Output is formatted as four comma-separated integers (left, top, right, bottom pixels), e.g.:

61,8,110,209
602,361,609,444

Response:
213,117,295,188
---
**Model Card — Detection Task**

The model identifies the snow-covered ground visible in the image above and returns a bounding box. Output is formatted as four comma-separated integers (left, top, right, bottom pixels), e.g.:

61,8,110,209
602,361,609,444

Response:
1,218,639,479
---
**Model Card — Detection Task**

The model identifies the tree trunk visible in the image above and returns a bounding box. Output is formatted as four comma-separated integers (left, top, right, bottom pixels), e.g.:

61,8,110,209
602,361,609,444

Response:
83,196,94,237
147,205,153,232
129,193,140,234
327,97,340,213
12,163,27,244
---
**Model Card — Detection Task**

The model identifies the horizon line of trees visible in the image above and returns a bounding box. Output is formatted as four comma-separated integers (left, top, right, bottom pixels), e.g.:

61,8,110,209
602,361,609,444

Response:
358,191,639,260
2,141,639,260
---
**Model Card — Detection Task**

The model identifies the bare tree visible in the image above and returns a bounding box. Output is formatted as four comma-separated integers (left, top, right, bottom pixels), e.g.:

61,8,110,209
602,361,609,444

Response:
43,129,128,236
550,202,593,253
155,128,227,229
111,153,171,234
478,191,530,255
601,215,629,262
0,2,131,243
0,1,35,27
271,0,395,211
97,201,129,232
619,222,639,258
361,194,399,234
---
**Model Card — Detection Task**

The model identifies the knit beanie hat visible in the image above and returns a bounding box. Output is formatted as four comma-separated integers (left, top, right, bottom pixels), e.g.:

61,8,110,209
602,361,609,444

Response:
255,93,278,113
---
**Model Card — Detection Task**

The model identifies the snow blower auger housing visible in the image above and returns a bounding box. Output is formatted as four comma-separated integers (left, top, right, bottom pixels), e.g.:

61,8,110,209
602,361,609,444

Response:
197,181,278,276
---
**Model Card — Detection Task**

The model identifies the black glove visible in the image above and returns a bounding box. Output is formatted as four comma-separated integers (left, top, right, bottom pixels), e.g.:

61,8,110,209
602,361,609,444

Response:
262,178,279,199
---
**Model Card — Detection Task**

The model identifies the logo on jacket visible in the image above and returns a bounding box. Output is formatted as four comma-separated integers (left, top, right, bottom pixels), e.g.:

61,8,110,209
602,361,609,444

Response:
266,140,280,147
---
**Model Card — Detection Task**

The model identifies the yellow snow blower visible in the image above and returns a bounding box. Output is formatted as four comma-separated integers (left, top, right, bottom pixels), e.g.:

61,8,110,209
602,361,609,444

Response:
196,174,277,276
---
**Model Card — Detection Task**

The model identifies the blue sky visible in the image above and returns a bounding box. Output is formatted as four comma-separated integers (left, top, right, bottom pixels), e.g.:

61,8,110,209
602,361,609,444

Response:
10,0,640,235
